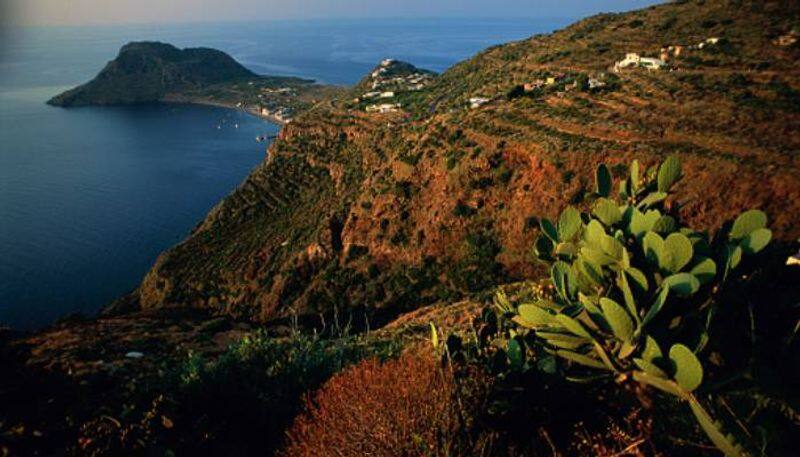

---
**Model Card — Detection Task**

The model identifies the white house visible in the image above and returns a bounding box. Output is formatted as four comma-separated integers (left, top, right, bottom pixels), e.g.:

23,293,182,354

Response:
588,78,606,89
776,32,798,47
379,91,395,98
366,103,401,113
614,53,666,72
787,248,800,266
469,97,490,109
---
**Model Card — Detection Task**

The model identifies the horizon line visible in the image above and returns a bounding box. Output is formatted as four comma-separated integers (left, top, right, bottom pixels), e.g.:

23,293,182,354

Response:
8,14,584,29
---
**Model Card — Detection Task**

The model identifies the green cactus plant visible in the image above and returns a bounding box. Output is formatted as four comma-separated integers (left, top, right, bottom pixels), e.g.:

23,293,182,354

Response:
500,156,770,456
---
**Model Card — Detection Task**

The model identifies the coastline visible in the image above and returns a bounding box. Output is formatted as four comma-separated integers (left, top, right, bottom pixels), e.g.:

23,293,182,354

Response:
160,94,289,126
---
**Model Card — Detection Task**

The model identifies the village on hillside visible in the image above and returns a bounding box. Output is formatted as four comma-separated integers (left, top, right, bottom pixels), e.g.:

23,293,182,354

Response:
354,59,436,114
466,33,748,112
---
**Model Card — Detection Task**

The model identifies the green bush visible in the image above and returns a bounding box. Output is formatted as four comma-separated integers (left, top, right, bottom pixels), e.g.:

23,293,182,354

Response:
453,202,477,217
165,331,402,455
447,230,506,293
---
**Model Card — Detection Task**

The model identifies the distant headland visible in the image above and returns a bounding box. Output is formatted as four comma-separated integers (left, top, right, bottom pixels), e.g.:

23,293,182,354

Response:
47,41,342,124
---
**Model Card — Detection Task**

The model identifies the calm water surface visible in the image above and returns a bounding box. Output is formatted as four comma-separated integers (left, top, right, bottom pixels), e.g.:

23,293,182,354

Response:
0,18,571,328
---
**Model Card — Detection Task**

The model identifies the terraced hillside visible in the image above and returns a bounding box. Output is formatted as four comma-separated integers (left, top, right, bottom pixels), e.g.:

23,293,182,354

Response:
130,0,800,329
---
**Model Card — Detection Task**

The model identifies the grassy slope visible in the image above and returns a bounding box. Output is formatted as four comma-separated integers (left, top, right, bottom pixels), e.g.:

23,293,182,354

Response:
134,0,800,327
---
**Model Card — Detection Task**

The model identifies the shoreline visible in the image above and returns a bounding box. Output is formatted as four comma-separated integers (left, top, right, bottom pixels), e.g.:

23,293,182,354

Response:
160,95,289,126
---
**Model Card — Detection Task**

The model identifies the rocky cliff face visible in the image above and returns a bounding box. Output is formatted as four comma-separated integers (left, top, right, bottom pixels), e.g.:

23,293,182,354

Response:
48,41,258,106
130,0,800,327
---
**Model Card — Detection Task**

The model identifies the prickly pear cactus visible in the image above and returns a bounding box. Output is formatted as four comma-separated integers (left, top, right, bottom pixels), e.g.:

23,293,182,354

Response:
501,156,769,456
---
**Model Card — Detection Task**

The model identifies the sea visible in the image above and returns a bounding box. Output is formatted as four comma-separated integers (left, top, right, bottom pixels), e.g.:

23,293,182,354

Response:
0,18,572,329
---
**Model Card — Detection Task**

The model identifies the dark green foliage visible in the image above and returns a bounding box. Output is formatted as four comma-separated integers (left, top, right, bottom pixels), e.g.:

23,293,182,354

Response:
507,85,525,100
445,150,464,170
390,230,409,245
470,176,494,190
393,180,416,199
627,19,644,28
453,202,477,218
447,230,506,293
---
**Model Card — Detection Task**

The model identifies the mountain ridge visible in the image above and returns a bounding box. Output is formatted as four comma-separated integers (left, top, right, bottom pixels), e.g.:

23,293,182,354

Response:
48,41,262,106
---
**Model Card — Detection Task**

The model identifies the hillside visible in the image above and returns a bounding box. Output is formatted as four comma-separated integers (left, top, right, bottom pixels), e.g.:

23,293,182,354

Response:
131,0,800,327
3,1,800,454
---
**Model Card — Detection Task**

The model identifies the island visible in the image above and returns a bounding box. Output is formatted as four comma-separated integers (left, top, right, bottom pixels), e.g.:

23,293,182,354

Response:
47,41,343,124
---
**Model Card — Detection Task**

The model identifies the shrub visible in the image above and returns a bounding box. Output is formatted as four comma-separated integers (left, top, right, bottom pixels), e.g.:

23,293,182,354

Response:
453,202,477,217
506,84,525,100
282,352,489,457
483,157,771,455
176,333,398,452
85,331,404,456
447,230,506,293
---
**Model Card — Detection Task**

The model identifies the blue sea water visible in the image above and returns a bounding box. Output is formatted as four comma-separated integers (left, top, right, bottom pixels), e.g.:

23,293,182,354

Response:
0,18,571,329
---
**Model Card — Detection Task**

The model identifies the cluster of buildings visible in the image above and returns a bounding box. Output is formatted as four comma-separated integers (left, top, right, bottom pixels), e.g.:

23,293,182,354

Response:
365,103,402,113
260,106,293,123
367,59,433,92
469,72,610,109
260,87,295,96
661,37,722,59
614,37,724,72
523,74,606,92
358,58,435,113
360,91,396,100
